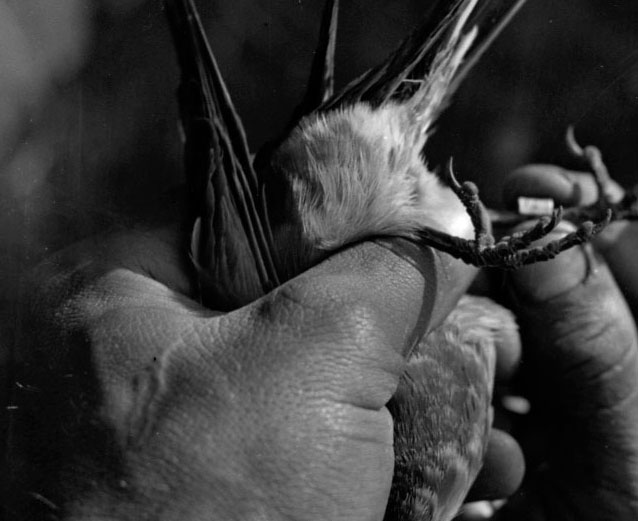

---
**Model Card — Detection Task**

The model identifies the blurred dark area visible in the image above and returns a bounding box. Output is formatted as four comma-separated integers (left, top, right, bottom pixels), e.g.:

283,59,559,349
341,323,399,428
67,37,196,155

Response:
2,0,638,487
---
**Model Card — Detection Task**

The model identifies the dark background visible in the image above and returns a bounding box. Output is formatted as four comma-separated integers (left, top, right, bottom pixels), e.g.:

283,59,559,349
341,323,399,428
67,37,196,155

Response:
2,0,638,478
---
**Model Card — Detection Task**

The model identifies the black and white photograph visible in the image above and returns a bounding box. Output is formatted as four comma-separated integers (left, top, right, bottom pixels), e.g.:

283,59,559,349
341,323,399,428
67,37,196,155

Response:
2,1,638,519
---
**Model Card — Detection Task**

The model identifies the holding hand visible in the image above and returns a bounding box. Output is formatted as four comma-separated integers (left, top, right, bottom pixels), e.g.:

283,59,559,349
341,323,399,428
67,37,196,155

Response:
11,220,485,520
484,165,638,520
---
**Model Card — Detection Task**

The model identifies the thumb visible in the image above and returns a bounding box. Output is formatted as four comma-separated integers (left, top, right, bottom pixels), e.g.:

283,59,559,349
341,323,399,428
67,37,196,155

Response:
218,238,479,411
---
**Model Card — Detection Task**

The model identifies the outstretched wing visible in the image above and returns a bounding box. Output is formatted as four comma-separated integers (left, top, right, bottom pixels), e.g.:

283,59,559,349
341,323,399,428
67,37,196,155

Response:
165,0,280,310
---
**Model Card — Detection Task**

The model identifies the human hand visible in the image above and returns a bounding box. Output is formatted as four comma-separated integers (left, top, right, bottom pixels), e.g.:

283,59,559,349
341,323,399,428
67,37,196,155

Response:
486,165,638,520
11,216,518,520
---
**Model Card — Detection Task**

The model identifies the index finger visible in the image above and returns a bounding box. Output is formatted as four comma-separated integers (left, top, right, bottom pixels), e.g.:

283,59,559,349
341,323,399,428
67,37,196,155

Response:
503,164,638,314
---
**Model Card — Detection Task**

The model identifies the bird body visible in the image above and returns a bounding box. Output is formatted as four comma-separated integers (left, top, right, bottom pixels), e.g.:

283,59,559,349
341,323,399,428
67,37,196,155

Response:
265,103,472,278
258,0,492,280
387,294,514,521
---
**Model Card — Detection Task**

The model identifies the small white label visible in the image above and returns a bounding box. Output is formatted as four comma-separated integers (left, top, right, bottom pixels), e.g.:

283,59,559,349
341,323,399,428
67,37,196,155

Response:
517,197,554,216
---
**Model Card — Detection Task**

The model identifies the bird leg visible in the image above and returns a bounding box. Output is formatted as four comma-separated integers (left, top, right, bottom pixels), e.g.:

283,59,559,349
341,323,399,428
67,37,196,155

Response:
417,161,609,269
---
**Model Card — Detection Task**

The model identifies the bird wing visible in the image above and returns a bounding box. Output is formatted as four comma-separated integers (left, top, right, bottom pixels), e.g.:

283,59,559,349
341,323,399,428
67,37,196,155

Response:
165,0,280,309
291,0,340,120
164,0,527,308
317,0,527,126
387,295,515,521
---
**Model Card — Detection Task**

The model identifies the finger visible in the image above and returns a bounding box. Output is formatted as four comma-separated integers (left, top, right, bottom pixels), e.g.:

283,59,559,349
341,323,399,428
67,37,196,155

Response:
505,225,638,518
504,221,590,309
596,221,638,315
503,164,585,209
220,239,478,410
492,310,522,383
502,163,624,209
552,170,638,315
501,163,638,315
466,428,525,502
508,235,638,416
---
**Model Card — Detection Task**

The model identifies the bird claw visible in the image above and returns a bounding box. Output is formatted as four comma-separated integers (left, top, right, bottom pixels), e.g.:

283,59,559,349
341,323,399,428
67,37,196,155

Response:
565,126,638,222
418,213,607,269
418,147,613,269
566,125,613,207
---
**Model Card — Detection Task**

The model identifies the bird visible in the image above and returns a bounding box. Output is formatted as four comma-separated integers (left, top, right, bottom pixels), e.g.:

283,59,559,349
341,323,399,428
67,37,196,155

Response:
163,1,616,520
385,294,514,521
164,0,612,310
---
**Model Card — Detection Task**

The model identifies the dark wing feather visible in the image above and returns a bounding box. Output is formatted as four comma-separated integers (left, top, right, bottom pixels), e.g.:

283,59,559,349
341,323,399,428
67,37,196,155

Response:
165,0,280,309
296,0,340,115
318,0,526,114
319,0,466,111
445,0,527,94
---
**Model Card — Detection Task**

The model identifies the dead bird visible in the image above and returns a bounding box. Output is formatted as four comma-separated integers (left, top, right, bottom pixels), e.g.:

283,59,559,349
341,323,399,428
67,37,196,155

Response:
164,1,618,520
165,0,616,310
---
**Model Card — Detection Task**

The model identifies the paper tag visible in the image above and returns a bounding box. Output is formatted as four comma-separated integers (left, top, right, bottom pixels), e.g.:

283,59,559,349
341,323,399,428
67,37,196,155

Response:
517,196,554,216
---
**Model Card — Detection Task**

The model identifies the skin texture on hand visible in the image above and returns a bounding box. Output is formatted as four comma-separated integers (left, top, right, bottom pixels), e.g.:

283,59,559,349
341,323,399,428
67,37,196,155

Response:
492,166,638,520
9,225,479,521
16,163,638,521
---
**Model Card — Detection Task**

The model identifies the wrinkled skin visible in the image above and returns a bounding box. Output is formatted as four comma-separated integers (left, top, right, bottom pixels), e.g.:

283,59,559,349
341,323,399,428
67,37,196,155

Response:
484,166,638,520
8,166,638,520
8,213,491,520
